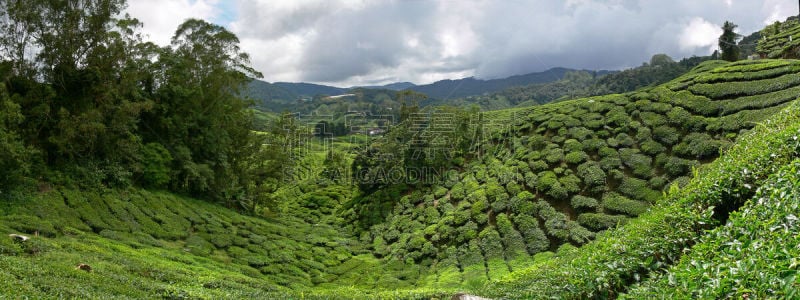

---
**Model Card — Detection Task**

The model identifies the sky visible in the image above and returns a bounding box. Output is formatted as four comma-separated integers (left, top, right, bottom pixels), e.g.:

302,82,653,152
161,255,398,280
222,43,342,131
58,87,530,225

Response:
125,0,798,87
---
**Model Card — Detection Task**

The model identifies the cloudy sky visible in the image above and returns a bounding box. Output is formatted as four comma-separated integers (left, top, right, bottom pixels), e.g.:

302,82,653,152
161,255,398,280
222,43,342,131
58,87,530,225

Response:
126,0,797,87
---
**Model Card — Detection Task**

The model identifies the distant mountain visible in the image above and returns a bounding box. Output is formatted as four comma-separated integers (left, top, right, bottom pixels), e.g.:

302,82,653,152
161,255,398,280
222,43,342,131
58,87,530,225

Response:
244,80,348,112
407,67,605,100
273,82,347,97
245,68,615,111
354,82,417,91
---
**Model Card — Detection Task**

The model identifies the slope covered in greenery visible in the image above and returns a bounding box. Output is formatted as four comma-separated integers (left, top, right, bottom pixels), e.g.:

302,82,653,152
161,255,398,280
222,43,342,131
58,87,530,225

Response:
0,59,798,298
480,98,800,298
2,2,800,297
0,188,452,298
757,17,800,59
343,59,800,292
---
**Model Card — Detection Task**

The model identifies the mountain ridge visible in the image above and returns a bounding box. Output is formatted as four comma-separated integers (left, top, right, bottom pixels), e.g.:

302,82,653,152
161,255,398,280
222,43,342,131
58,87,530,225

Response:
245,67,614,111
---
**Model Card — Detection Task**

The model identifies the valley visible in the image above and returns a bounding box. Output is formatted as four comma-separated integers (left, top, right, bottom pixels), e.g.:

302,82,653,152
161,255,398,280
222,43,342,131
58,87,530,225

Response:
2,1,800,299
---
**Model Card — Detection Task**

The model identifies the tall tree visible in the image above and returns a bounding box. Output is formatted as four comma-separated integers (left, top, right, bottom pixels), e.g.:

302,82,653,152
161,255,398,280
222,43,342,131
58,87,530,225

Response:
145,18,264,205
719,21,740,62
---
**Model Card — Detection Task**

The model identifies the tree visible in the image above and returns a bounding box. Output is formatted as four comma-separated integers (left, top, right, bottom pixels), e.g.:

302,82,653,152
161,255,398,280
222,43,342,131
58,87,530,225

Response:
242,112,303,212
0,76,32,189
144,18,264,205
719,21,740,62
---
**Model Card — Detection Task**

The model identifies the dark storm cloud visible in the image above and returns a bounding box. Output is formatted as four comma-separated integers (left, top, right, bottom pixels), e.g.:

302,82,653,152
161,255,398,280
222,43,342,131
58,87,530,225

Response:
229,0,796,86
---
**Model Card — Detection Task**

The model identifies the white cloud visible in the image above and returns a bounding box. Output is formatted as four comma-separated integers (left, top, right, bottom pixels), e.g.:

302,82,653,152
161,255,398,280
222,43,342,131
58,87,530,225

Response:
763,0,796,25
125,0,220,45
679,17,722,53
127,0,796,86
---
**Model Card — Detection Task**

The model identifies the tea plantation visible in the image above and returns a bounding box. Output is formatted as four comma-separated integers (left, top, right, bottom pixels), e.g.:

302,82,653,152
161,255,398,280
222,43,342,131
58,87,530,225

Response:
2,60,800,298
346,58,800,291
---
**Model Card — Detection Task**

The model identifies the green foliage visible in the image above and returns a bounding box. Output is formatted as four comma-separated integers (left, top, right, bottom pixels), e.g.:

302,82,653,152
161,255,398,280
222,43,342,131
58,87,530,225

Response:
602,192,650,216
2,18,800,298
576,213,628,231
564,150,588,164
673,133,727,159
689,73,800,100
139,143,172,188
483,99,800,299
514,213,550,255
0,2,274,210
0,82,32,189
719,21,740,62
624,160,800,298
571,195,599,210
619,148,653,178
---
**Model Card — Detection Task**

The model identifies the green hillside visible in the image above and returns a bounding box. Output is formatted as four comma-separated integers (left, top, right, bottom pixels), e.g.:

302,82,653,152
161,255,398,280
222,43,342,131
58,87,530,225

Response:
482,97,800,298
346,59,799,290
3,58,800,299
3,3,800,298
757,17,800,59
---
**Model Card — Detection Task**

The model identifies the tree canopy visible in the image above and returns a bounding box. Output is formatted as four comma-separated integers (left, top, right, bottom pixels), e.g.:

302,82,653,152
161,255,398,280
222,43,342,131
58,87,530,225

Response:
0,0,279,211
719,21,740,62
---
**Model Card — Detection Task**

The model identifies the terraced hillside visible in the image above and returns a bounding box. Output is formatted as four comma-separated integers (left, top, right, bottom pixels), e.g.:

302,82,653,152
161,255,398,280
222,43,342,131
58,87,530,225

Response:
481,94,800,299
757,17,800,58
0,189,349,297
350,59,800,289
2,58,799,299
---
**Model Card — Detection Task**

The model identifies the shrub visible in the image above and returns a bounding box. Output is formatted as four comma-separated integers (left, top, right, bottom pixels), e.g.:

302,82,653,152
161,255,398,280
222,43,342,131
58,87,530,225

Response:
618,176,662,203
1,215,58,237
571,195,599,210
652,125,681,146
509,180,525,195
563,139,583,152
528,160,548,172
478,227,504,259
619,148,653,178
601,193,649,216
542,210,569,241
605,107,631,128
581,113,605,129
606,137,619,148
527,134,547,150
559,174,582,195
496,213,528,258
648,176,668,190
513,214,549,254
450,182,465,201
543,146,564,165
564,151,588,165
456,221,478,243
674,132,725,159
688,73,800,99
566,221,594,244
577,213,628,231
640,139,666,156
568,127,593,141
185,235,215,256
546,182,569,200
616,133,635,147
663,156,697,177
640,111,667,127
536,171,558,192
578,163,606,189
